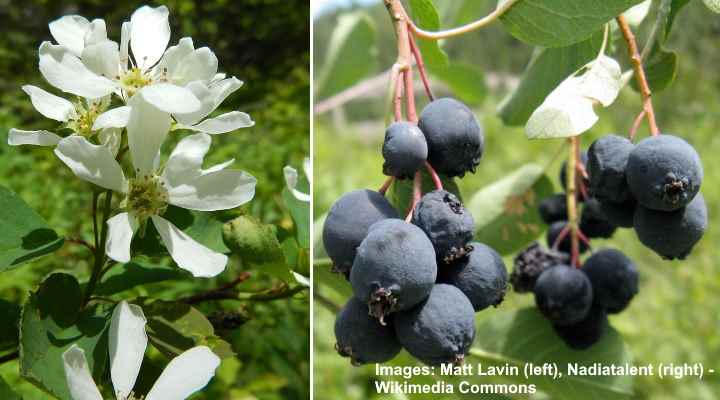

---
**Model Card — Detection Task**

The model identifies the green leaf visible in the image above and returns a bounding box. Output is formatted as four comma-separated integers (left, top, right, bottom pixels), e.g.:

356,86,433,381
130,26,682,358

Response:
0,376,21,400
666,0,691,38
702,0,720,13
0,299,20,351
500,0,643,47
37,273,83,328
132,205,229,256
430,63,487,106
468,164,553,255
20,294,111,399
525,55,623,139
283,188,310,249
631,49,678,93
472,308,634,399
408,0,450,70
138,299,234,360
499,31,604,126
388,170,461,215
0,185,64,272
314,258,352,299
317,12,377,98
93,262,187,296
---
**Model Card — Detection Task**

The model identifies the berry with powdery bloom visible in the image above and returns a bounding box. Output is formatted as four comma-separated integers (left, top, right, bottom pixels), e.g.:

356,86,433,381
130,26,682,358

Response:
439,242,507,312
394,284,476,366
418,98,484,177
633,193,707,260
412,190,475,264
322,189,400,277
334,297,402,366
534,265,593,326
582,249,639,313
626,134,703,211
382,121,428,179
349,219,437,323
587,134,634,204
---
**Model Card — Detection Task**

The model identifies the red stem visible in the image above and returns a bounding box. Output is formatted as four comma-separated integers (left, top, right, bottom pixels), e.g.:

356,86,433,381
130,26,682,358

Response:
379,176,395,195
405,171,422,222
408,29,435,101
551,225,571,251
424,161,443,191
404,69,418,122
393,71,404,121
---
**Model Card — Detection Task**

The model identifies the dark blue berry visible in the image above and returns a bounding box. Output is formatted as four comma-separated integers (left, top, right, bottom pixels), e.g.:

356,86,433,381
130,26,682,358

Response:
582,249,639,313
626,134,703,211
322,189,399,276
439,242,507,311
553,306,607,350
395,284,475,365
418,98,484,177
335,297,402,365
534,265,593,326
538,193,568,225
587,134,634,204
382,121,428,179
412,190,475,264
350,219,437,323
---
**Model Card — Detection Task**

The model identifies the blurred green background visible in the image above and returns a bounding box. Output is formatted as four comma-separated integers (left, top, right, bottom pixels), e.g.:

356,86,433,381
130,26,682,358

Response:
313,1,720,399
0,0,309,399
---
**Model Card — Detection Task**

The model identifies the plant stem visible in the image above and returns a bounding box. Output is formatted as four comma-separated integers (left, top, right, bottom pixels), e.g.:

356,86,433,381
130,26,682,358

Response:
181,272,252,304
424,161,443,191
404,68,418,122
84,190,113,305
408,30,434,101
405,0,521,40
405,171,422,222
392,66,404,121
379,176,395,195
91,191,99,249
617,15,660,137
566,138,581,268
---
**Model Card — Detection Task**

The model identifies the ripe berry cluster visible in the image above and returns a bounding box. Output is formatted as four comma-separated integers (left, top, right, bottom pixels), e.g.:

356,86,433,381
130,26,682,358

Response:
326,98,507,366
510,132,706,350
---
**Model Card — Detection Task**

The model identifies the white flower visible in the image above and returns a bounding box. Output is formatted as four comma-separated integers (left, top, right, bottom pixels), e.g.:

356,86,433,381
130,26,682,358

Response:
63,301,220,400
55,96,256,277
283,157,310,202
8,85,120,154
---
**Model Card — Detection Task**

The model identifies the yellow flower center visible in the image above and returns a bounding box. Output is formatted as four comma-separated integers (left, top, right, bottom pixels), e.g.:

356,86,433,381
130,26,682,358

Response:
120,68,153,97
122,174,169,226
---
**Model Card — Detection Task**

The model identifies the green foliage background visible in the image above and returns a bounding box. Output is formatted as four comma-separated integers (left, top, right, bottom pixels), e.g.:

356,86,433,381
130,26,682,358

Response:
0,0,309,399
314,1,720,399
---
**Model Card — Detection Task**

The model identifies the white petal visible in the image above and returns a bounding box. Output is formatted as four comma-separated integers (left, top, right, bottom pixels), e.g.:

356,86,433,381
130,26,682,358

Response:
168,169,256,211
174,77,243,125
130,5,170,69
120,21,130,70
140,83,201,114
151,216,227,277
283,165,310,202
110,301,148,399
145,346,220,400
21,85,75,122
99,128,122,156
126,94,171,175
84,19,108,46
62,345,103,400
54,136,126,191
172,47,218,85
105,212,138,263
39,42,116,99
211,73,226,82
49,15,90,57
81,40,119,79
93,106,131,130
156,37,194,78
183,111,254,134
161,132,211,188
8,129,62,146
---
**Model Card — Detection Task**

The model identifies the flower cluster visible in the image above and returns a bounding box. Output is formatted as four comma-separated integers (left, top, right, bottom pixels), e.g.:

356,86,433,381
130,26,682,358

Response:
10,5,256,278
